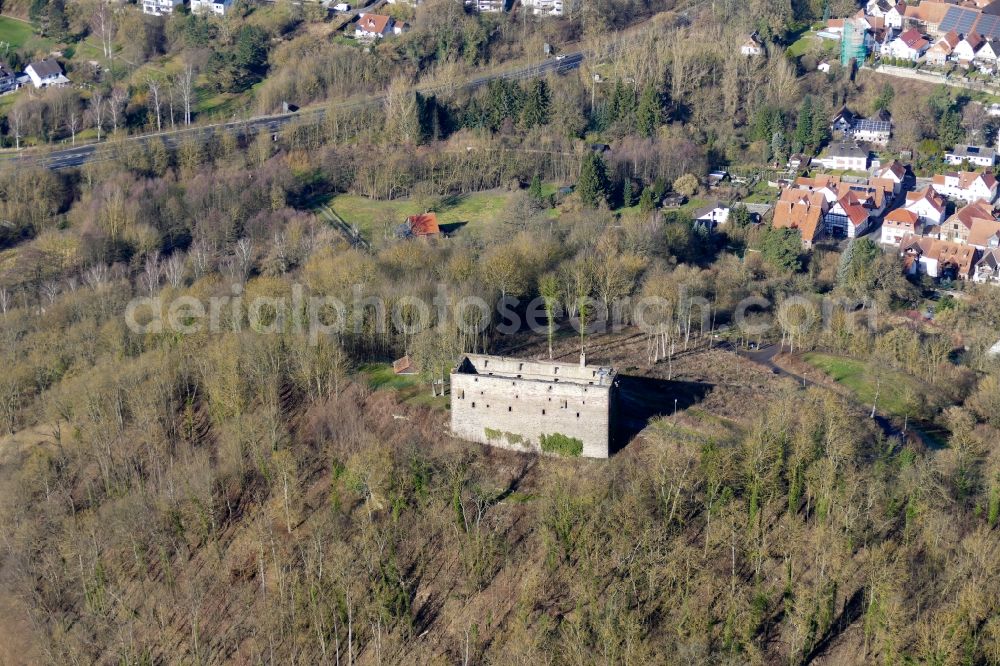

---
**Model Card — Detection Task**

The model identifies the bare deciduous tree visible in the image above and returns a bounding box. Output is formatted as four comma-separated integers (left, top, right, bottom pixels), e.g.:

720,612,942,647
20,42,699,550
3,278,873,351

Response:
109,87,128,134
89,91,105,141
83,263,110,289
142,251,161,297
66,108,80,146
164,253,186,288
178,63,196,126
9,108,23,150
146,77,162,132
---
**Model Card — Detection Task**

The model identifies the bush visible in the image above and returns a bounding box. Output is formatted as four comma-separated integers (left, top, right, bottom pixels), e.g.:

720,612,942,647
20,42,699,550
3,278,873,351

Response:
540,433,584,456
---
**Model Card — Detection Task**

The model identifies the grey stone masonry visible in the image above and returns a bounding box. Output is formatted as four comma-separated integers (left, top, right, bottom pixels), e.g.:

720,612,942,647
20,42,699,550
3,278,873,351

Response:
450,354,617,458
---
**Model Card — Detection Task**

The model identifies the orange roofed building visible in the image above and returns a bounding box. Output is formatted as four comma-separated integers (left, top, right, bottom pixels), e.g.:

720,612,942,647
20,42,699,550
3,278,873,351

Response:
773,190,828,248
399,212,441,239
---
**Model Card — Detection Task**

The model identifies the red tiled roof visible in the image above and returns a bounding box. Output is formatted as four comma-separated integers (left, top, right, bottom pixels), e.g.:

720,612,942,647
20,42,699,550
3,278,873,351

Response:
357,13,391,34
885,208,920,226
407,212,440,236
906,185,946,214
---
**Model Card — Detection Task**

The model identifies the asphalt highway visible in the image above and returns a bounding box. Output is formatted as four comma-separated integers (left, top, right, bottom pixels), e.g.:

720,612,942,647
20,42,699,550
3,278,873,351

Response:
26,51,586,171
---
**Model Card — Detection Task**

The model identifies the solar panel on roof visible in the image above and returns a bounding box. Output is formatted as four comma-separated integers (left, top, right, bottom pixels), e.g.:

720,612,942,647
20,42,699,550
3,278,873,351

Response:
958,9,978,34
939,6,966,32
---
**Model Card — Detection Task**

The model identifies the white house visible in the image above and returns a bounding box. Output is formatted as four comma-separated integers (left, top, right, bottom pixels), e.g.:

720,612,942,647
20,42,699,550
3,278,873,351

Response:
974,247,1000,282
953,32,984,64
355,13,404,39
946,145,997,167
191,0,232,15
25,59,69,89
932,170,999,202
741,33,764,56
876,160,906,194
826,193,873,238
926,30,960,65
975,39,1000,68
142,0,182,15
885,2,906,29
904,186,947,225
521,0,562,15
692,203,730,228
883,28,930,60
817,142,869,171
467,0,506,11
881,208,922,245
818,60,831,72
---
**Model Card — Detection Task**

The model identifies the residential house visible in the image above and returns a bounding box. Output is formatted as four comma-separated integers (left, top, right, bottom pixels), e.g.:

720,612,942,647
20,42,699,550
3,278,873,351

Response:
818,60,832,72
772,190,828,248
741,33,764,56
931,170,998,202
142,0,182,15
903,0,952,35
467,0,506,11
398,212,441,239
881,208,923,245
900,235,978,279
925,30,961,65
191,0,233,15
973,247,1000,282
816,141,869,171
945,144,997,167
883,27,931,60
788,153,812,170
904,185,947,225
822,18,845,39
831,108,858,134
876,160,907,194
935,199,997,243
521,0,563,15
975,38,1000,67
355,13,405,39
692,203,730,228
0,62,16,94
886,2,907,29
827,191,874,238
831,108,892,144
953,31,985,64
25,59,68,89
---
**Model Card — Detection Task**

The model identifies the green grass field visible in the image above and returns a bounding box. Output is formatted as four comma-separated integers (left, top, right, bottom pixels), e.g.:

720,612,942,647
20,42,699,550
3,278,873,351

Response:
359,363,449,409
803,353,922,417
0,15,53,56
0,15,34,49
327,190,514,241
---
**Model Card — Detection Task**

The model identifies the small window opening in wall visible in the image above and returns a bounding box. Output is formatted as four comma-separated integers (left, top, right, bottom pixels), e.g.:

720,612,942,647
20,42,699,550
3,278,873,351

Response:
582,400,585,405
460,390,465,399
508,406,512,412
474,377,478,382
512,381,516,386
576,412,580,418
471,402,476,408
484,360,488,368
519,363,523,371
542,409,546,415
554,367,559,374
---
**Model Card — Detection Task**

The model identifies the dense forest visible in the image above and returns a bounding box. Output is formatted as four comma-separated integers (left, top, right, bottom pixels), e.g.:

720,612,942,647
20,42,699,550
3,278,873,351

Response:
1,0,1000,663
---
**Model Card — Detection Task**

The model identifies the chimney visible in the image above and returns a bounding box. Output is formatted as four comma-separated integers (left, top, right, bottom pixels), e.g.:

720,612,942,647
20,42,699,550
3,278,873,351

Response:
579,352,586,368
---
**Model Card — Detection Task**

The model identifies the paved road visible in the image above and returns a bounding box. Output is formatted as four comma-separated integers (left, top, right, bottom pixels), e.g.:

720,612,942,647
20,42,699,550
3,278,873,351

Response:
741,344,902,438
22,51,586,171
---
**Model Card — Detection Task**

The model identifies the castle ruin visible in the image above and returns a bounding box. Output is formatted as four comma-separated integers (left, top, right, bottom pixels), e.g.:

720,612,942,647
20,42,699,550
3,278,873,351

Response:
450,354,618,458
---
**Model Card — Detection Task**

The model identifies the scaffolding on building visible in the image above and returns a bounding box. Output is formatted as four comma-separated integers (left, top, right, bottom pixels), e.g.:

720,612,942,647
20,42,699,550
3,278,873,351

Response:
841,18,868,67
